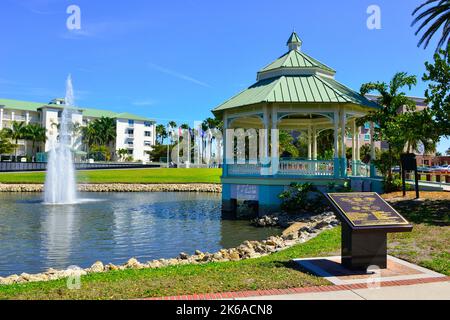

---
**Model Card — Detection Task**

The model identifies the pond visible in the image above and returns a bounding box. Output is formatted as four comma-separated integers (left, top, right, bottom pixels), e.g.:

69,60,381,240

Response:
0,192,279,276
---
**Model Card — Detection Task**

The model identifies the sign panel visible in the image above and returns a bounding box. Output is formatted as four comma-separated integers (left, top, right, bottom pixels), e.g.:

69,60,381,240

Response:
326,192,410,228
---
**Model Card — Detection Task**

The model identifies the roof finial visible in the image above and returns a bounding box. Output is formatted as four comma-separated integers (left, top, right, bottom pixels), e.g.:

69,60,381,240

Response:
287,31,302,51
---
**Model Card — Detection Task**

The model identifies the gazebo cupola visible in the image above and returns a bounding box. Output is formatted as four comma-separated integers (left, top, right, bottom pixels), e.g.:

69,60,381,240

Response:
256,32,336,81
212,32,382,216
287,31,302,51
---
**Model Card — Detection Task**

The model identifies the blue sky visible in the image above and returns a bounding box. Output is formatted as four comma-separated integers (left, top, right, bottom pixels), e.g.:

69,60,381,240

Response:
0,0,448,152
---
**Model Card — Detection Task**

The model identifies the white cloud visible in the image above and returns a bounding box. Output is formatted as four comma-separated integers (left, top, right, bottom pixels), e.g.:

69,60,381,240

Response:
132,99,157,107
148,63,211,88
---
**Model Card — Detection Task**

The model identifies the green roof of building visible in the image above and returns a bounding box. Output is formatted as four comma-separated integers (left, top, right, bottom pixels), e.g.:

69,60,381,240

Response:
212,33,380,116
0,98,154,122
258,49,335,74
213,75,379,114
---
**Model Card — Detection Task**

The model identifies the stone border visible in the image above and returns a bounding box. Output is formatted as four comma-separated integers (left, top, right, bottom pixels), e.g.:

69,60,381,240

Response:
0,212,339,286
0,183,222,193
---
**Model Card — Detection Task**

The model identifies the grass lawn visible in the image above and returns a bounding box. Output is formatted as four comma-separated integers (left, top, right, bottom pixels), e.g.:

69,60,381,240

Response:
0,168,222,184
383,191,450,275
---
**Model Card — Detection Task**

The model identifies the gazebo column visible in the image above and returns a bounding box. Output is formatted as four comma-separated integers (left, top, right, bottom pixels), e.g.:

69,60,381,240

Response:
270,106,279,175
333,111,340,178
307,126,312,160
370,122,377,177
261,105,270,166
351,119,357,176
222,113,229,177
313,127,317,160
340,111,347,177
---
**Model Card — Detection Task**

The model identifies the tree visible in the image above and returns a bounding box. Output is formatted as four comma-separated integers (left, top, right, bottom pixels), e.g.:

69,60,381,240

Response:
80,117,116,158
117,148,129,162
3,121,27,160
155,124,167,144
359,72,418,182
24,123,46,161
423,46,450,135
412,0,450,51
0,129,15,155
279,130,299,158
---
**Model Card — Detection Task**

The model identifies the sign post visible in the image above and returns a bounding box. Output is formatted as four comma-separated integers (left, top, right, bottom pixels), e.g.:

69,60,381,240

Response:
326,192,412,270
400,153,419,199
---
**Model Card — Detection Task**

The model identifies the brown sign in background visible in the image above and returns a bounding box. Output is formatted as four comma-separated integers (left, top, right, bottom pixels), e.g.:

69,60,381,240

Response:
327,192,409,227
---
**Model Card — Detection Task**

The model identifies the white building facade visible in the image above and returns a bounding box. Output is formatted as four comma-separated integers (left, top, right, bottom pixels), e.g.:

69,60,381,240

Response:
0,98,156,162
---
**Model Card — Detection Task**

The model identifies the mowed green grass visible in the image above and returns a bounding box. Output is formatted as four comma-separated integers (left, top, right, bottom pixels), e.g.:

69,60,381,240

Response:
0,168,222,184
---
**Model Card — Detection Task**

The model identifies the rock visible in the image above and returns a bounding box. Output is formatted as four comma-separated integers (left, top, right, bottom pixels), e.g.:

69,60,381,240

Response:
125,258,142,269
229,251,240,261
179,252,189,260
106,263,119,271
282,222,308,237
89,261,104,273
147,260,163,268
282,232,298,240
194,250,203,255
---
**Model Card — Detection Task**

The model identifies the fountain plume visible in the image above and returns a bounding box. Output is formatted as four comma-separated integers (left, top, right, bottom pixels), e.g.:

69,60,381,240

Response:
44,75,77,204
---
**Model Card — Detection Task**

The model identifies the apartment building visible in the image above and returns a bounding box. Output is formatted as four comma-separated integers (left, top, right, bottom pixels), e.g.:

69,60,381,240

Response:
0,98,156,162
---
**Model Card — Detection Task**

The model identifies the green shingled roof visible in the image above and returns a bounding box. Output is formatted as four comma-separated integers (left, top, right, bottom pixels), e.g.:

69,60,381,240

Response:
212,75,380,115
0,98,154,122
259,49,335,74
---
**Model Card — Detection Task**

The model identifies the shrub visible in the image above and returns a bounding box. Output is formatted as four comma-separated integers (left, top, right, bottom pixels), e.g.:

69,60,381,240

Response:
279,182,323,214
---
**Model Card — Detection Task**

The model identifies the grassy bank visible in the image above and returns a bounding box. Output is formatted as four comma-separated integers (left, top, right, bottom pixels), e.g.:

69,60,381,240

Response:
0,168,222,184
0,229,340,300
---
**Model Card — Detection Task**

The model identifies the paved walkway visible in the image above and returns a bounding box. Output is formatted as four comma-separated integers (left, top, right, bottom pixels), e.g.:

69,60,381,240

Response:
147,276,450,300
236,281,450,300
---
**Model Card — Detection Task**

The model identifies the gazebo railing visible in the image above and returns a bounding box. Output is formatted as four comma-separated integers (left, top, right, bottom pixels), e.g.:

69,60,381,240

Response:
278,160,334,176
226,159,334,177
353,161,370,177
227,163,262,176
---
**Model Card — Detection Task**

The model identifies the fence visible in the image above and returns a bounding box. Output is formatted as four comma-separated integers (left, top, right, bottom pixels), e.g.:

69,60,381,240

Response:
0,162,160,172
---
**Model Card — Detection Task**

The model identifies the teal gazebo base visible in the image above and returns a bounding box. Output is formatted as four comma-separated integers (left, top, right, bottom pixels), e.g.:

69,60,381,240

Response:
221,176,384,219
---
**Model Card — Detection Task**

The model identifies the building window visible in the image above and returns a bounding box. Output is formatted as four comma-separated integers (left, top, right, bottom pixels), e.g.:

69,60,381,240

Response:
144,121,152,127
144,140,152,147
128,119,134,126
364,134,371,141
145,131,151,137
364,122,370,129
127,141,134,146
127,129,134,135
127,149,133,155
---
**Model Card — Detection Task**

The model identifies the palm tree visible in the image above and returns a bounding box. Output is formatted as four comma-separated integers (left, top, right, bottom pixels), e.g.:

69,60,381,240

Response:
155,124,167,144
25,123,46,161
95,117,116,146
359,72,418,180
412,0,450,51
4,121,27,160
0,129,15,155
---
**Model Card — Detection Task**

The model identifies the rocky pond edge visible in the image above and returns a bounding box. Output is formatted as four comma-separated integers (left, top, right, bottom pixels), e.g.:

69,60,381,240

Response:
0,212,339,286
0,183,222,193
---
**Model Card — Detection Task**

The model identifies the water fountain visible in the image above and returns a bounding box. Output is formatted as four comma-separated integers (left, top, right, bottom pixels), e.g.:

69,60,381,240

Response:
44,75,77,204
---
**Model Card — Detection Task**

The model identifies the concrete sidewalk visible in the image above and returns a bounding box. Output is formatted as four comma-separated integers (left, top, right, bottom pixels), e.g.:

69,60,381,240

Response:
234,281,450,300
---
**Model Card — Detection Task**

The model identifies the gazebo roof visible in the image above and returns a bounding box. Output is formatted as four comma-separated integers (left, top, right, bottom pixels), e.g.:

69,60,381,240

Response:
212,32,379,117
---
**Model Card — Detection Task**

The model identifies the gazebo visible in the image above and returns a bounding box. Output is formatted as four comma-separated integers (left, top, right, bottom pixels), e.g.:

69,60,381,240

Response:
212,32,382,216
